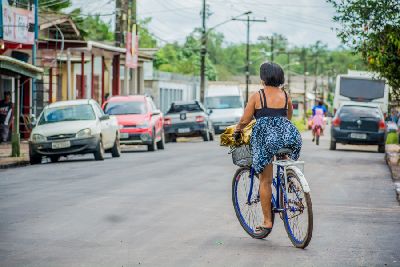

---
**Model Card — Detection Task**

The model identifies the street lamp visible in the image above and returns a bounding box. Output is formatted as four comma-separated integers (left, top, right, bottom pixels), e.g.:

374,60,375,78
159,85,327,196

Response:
200,10,252,103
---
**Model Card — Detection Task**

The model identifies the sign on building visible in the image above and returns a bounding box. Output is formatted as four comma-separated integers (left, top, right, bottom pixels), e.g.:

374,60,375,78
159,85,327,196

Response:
125,24,139,69
1,0,34,45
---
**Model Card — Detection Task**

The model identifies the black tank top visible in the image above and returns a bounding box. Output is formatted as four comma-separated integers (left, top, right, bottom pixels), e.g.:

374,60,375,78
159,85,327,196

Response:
254,89,288,119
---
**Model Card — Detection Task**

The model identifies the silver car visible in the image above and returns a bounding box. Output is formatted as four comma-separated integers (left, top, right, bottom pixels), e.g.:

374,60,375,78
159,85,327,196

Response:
163,101,215,142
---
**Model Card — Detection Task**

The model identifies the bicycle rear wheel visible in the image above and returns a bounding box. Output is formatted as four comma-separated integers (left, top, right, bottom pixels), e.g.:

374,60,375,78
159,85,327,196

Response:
281,169,313,248
232,167,274,239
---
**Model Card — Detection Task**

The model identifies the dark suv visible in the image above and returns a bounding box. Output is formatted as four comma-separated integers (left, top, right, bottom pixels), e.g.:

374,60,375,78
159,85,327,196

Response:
163,101,215,142
330,103,386,152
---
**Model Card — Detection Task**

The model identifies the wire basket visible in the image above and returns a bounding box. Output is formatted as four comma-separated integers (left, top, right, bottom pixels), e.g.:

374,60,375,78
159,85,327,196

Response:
230,145,253,167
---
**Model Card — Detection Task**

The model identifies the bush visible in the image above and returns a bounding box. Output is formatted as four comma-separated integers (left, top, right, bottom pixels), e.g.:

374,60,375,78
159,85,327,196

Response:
293,118,307,132
386,132,399,145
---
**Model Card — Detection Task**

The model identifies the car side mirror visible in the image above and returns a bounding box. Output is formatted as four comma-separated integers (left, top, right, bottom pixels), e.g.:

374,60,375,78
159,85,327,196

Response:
208,109,213,115
100,114,110,121
152,110,161,116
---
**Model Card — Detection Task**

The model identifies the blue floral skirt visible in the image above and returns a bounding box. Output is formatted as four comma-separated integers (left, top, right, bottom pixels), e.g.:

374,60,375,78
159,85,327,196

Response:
250,117,302,174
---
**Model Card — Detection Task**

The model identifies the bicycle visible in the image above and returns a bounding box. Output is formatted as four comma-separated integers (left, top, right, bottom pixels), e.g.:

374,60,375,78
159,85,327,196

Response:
230,145,313,249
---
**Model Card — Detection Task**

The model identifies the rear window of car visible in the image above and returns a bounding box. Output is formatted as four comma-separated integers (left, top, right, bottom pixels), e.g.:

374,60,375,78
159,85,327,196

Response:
339,106,381,119
167,103,202,113
104,101,147,115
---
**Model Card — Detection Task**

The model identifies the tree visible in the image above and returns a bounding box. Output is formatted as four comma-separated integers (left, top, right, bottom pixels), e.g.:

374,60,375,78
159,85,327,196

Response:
328,0,400,92
81,15,114,41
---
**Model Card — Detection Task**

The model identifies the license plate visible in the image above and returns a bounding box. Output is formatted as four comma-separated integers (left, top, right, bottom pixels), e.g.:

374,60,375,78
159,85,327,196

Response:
52,141,71,149
178,128,190,133
350,133,367,139
120,133,129,139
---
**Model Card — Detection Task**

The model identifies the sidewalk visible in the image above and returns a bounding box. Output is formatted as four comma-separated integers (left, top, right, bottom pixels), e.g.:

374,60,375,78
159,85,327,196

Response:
0,142,30,169
385,144,400,204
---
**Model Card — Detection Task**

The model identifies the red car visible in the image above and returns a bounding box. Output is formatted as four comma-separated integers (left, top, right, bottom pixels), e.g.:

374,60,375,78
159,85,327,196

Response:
102,95,165,151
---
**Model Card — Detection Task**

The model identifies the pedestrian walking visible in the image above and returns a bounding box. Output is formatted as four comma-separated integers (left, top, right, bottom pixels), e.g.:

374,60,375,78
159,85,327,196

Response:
0,91,13,143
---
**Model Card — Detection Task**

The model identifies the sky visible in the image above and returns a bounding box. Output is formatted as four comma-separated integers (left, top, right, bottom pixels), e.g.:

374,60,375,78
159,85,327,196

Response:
70,0,341,49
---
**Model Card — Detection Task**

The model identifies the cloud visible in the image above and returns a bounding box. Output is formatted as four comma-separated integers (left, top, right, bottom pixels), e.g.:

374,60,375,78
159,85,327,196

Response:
71,0,341,48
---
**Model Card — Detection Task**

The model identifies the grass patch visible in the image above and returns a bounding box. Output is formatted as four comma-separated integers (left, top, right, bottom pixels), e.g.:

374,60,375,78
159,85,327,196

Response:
386,132,399,144
293,118,307,132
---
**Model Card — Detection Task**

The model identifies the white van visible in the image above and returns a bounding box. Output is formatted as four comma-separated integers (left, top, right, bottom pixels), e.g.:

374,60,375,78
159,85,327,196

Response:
205,83,244,133
334,70,389,115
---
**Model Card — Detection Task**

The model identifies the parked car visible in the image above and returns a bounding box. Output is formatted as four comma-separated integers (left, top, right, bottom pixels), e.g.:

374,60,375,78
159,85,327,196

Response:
103,95,165,151
163,100,215,142
330,102,386,153
29,99,121,164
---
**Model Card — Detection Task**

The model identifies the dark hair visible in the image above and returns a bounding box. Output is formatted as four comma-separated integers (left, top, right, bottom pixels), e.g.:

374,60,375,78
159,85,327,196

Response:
318,100,323,106
4,91,11,97
260,62,285,87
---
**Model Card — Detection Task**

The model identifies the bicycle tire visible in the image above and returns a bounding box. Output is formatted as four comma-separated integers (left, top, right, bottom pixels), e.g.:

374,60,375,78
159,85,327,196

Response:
232,167,275,239
316,134,320,146
281,169,313,248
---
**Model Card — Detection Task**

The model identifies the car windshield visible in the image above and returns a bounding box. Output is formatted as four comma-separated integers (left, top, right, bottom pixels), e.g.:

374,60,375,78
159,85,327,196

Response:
167,103,202,113
339,106,381,119
205,96,242,109
38,104,96,125
104,101,147,115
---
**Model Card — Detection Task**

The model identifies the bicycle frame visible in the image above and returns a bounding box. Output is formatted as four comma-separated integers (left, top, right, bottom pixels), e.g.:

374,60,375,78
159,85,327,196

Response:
246,165,286,212
246,159,307,213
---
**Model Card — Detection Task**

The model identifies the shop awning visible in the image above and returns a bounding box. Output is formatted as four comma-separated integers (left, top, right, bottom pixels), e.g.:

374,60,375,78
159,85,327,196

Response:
0,56,44,79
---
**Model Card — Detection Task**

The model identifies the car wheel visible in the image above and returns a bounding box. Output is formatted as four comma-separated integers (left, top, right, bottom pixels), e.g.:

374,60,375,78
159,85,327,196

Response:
157,131,165,150
111,135,121,157
50,156,60,163
329,140,336,150
202,130,210,142
209,127,215,141
94,139,105,160
148,132,158,152
378,144,385,153
29,153,42,165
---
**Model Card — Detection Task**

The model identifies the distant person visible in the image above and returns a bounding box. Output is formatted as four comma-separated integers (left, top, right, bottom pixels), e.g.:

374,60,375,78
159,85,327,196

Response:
311,100,327,142
389,109,398,124
0,91,13,143
104,93,110,101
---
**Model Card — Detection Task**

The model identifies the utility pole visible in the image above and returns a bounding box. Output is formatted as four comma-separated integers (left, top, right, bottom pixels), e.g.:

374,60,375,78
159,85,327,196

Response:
233,15,266,104
32,0,38,115
270,37,274,62
302,49,308,122
287,52,290,94
200,0,207,103
115,0,122,47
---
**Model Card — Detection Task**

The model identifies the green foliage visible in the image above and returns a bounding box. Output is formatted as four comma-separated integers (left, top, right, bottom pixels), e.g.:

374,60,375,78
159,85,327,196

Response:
386,132,399,145
292,118,307,132
81,15,114,41
138,18,158,48
328,0,400,91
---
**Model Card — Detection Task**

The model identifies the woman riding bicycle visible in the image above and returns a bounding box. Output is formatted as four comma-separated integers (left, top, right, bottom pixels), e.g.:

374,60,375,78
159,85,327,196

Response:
234,62,302,234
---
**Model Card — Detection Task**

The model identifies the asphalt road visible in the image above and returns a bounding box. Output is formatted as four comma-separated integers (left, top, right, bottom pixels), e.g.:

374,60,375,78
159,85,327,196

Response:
1,132,400,267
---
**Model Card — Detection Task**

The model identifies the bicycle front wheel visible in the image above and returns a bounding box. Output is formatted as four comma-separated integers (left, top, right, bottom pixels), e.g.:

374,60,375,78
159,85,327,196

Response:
281,169,313,248
232,167,274,239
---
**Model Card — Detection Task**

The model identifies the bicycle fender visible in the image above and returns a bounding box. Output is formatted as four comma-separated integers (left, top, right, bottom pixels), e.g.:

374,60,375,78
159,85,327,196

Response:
287,166,310,193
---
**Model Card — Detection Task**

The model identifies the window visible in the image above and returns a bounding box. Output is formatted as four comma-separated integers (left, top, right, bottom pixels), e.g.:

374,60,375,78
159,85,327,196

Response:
93,102,105,118
340,78,385,101
39,104,96,125
339,106,381,119
205,96,243,109
104,101,147,115
167,103,202,113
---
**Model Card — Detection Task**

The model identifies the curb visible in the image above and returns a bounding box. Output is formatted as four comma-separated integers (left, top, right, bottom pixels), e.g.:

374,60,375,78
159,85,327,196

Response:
0,160,30,169
385,144,400,204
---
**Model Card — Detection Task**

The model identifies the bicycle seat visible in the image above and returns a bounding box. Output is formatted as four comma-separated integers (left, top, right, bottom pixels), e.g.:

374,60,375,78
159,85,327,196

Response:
276,148,292,156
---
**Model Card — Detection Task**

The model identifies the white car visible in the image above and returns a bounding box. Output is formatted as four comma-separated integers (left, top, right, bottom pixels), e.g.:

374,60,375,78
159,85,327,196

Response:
29,99,120,164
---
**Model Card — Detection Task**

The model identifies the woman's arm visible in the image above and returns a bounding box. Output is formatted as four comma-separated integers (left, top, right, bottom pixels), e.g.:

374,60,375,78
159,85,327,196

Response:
287,96,293,121
235,93,256,132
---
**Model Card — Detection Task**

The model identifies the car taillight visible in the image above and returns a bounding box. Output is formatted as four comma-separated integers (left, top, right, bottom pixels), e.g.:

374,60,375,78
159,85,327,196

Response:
196,116,205,123
379,120,386,131
164,118,171,126
332,117,341,127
